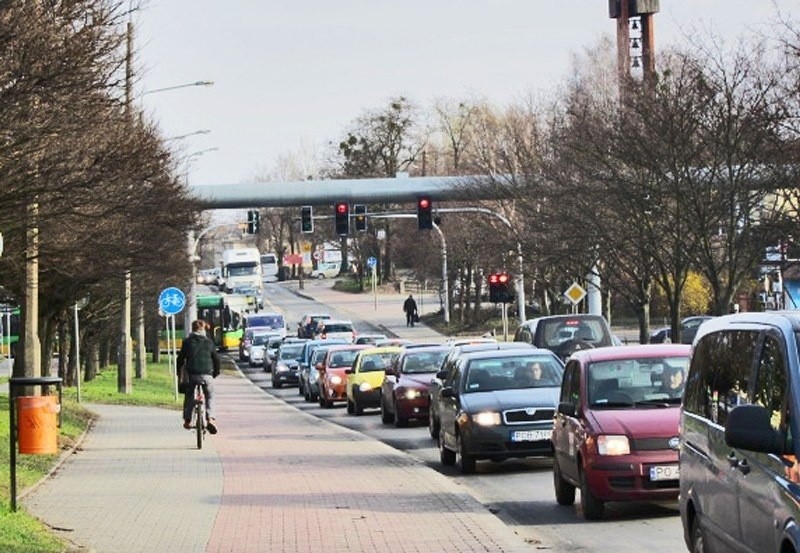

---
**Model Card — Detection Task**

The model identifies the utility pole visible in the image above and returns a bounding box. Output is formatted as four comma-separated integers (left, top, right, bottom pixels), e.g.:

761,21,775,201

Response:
119,14,134,394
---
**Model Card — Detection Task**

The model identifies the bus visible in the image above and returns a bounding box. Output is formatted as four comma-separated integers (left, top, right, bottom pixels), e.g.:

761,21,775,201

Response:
0,305,20,358
158,294,251,352
261,252,279,283
197,293,248,351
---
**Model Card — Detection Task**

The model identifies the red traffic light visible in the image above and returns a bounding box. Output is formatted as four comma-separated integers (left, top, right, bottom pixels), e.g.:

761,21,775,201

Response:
336,202,348,214
488,273,499,284
498,273,509,284
418,197,430,209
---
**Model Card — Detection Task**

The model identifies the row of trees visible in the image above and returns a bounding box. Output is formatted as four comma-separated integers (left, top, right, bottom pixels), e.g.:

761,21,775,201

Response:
251,19,800,342
0,2,199,382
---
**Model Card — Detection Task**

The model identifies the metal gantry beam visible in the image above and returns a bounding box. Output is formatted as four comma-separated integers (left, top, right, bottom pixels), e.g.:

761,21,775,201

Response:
189,175,499,208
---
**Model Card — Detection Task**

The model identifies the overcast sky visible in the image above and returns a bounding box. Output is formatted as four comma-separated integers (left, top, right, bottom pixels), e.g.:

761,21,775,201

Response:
134,1,795,187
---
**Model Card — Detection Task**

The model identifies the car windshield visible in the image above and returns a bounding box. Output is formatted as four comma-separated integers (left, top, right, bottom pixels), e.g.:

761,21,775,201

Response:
358,353,395,372
279,344,304,360
248,315,284,328
587,356,691,407
252,334,273,346
463,355,563,393
329,350,360,368
540,318,610,348
404,350,449,374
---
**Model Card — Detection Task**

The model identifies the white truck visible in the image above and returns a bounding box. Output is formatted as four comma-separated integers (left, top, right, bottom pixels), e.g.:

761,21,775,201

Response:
221,248,263,293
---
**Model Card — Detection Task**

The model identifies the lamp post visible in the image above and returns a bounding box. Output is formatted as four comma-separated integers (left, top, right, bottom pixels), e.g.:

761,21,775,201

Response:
184,148,220,334
117,80,214,391
165,129,211,142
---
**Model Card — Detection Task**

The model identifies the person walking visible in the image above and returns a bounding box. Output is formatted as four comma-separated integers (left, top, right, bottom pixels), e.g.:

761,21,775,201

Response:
177,319,221,433
403,294,418,327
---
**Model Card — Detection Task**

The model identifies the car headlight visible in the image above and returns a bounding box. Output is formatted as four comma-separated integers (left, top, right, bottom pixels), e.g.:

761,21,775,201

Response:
330,375,342,385
403,388,423,400
276,364,289,373
309,371,319,383
597,435,630,456
472,412,501,426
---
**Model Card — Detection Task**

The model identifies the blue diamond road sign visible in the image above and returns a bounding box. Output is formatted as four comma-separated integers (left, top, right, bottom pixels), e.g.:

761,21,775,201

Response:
158,287,186,316
366,256,377,269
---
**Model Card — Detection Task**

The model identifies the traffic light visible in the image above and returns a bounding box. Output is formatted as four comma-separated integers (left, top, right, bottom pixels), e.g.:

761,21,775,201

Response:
301,206,313,233
246,209,260,234
488,272,513,303
417,196,433,230
334,202,349,236
354,204,367,232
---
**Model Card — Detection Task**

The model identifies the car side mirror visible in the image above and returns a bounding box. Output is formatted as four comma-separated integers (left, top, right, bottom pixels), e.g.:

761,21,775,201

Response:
435,369,448,380
557,401,576,417
725,404,786,454
440,387,456,399
345,368,353,375
384,366,396,376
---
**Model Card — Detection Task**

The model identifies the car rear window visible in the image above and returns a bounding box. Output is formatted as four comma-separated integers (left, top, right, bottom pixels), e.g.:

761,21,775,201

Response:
324,324,353,333
539,318,611,348
359,353,396,372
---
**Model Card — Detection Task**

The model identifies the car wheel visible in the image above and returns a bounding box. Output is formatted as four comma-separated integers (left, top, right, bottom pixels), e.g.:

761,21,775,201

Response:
439,428,456,466
690,516,706,553
298,382,304,396
353,393,364,416
273,380,282,389
456,432,477,474
579,465,604,520
318,393,326,408
393,401,408,428
380,397,394,424
429,412,440,441
346,398,354,414
553,460,576,506
316,273,325,279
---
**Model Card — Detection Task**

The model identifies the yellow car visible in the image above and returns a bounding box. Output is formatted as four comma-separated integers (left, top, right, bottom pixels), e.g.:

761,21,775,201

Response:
346,346,402,415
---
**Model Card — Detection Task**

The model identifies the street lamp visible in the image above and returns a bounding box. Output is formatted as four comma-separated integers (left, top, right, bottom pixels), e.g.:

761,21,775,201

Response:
141,80,214,97
165,129,211,142
184,148,220,333
118,80,214,391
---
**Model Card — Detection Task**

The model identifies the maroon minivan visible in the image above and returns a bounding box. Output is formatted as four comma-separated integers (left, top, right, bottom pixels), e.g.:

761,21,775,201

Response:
552,344,691,519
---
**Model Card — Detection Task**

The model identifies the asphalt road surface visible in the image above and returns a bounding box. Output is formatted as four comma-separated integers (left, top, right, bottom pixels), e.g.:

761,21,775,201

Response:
237,281,687,553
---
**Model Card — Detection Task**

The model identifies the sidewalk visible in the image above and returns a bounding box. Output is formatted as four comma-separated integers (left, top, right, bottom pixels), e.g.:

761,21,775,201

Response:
21,358,534,553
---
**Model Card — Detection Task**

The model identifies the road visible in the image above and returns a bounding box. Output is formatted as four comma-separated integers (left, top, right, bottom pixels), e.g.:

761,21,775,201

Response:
237,280,687,552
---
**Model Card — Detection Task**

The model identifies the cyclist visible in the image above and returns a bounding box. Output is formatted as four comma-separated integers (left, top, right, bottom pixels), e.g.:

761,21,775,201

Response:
177,319,221,433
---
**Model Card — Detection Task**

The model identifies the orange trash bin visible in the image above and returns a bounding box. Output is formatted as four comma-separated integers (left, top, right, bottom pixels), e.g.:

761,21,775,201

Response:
16,396,59,455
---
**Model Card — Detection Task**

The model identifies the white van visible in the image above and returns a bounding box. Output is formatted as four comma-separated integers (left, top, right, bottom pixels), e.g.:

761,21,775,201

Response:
261,253,279,283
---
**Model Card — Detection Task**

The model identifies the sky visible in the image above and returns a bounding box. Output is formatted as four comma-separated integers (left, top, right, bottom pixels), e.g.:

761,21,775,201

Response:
134,1,796,188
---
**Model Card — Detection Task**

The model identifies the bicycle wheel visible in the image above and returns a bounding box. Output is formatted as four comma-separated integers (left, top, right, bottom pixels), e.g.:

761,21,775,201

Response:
195,401,204,449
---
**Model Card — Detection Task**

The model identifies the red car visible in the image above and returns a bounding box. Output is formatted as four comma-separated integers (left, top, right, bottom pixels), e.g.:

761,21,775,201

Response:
380,345,450,427
317,344,368,408
552,344,690,519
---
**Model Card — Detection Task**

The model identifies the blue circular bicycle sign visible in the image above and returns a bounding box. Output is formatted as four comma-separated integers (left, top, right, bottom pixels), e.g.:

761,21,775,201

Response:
158,287,186,315
366,256,377,269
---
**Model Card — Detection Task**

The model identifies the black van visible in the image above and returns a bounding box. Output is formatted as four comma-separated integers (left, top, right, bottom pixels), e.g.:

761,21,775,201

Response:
680,312,800,553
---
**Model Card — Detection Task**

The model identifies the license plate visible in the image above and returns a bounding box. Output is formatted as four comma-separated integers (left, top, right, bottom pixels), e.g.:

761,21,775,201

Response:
649,464,679,481
510,429,551,442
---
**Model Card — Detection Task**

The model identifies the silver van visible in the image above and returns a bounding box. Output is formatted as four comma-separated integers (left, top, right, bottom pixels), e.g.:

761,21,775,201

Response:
680,311,800,553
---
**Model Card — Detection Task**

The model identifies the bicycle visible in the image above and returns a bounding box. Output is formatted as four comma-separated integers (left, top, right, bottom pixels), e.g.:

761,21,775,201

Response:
192,383,207,449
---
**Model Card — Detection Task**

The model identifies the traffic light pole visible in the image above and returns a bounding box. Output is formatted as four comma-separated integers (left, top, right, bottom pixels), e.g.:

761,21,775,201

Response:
370,213,450,324
435,207,526,324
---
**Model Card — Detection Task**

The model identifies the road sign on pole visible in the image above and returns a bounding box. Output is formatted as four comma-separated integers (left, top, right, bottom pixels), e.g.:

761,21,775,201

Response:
366,256,377,269
158,287,186,316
